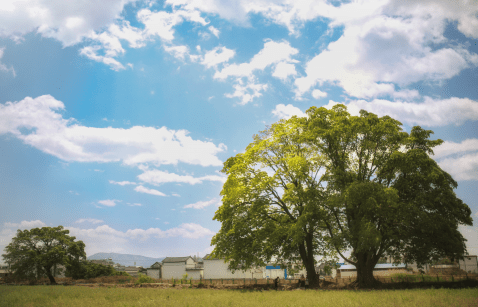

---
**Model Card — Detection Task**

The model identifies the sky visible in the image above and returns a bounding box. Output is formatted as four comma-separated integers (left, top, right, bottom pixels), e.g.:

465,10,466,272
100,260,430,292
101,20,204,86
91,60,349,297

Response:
0,0,477,262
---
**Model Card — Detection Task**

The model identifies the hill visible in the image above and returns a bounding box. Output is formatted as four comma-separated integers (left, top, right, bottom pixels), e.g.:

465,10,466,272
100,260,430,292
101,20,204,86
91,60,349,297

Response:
87,253,165,268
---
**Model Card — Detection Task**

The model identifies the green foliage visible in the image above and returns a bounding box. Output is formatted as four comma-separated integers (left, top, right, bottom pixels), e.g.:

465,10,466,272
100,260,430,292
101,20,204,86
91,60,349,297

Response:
65,261,128,280
213,104,472,288
212,115,336,284
1,226,86,284
136,273,155,284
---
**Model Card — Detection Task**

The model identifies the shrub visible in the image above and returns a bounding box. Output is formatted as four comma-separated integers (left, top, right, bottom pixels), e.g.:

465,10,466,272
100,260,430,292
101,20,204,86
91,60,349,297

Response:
136,273,155,284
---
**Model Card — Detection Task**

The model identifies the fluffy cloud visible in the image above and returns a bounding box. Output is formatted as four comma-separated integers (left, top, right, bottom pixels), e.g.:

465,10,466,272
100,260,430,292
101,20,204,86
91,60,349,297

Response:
1,220,215,259
224,79,268,105
431,139,478,181
272,104,305,119
109,180,137,186
0,95,226,167
75,218,104,224
294,1,478,99
0,47,16,77
326,96,478,126
4,220,46,229
184,198,221,209
312,89,327,99
202,46,235,68
134,185,167,196
138,170,226,185
138,8,207,42
214,40,298,80
98,199,121,207
163,45,190,60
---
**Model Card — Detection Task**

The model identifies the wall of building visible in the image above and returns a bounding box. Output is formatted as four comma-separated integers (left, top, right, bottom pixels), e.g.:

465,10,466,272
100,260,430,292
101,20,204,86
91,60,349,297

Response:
203,260,254,279
263,268,285,279
146,268,160,279
162,262,187,279
186,270,203,280
339,269,408,278
459,256,478,273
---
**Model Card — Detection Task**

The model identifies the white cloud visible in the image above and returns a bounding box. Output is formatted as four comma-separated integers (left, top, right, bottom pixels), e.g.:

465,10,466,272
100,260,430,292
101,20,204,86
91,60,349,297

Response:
79,45,126,71
437,152,478,181
214,40,298,79
0,0,138,46
0,47,16,77
134,185,167,196
312,89,327,99
98,199,121,207
138,169,226,185
272,104,305,119
75,218,104,224
184,198,221,209
109,180,137,186
172,193,181,197
202,46,235,68
272,62,297,80
434,139,478,159
137,8,207,42
224,78,268,105
129,203,142,206
329,96,478,126
0,219,216,258
208,25,220,37
433,139,478,181
164,45,190,60
4,220,46,229
293,2,478,99
0,95,226,167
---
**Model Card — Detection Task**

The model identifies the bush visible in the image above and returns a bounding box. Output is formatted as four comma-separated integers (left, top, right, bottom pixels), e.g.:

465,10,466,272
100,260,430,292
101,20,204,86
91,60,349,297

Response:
66,261,129,280
136,273,155,284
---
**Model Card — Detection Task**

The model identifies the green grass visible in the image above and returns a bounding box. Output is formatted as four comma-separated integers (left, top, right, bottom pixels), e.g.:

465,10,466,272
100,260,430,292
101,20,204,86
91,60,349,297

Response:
1,286,477,307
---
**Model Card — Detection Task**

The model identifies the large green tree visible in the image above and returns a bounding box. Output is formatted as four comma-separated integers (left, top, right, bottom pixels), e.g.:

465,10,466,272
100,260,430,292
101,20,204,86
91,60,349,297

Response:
212,104,472,288
211,117,337,286
2,226,86,284
305,105,472,287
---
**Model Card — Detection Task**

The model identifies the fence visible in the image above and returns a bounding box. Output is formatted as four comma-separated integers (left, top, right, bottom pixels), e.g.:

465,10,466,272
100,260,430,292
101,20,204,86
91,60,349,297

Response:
155,278,304,286
326,273,478,285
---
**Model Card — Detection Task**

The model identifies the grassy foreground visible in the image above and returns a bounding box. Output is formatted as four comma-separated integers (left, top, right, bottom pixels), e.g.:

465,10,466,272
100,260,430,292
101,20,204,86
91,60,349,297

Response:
1,286,478,307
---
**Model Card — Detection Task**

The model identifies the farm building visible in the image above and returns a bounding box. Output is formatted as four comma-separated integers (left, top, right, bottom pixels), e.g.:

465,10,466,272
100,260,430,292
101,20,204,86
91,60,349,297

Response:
146,262,161,279
459,255,478,273
202,254,262,279
162,256,203,280
263,265,287,279
337,263,407,278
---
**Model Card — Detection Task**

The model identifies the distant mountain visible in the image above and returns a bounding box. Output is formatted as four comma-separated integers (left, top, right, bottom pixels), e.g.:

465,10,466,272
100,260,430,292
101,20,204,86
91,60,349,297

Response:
88,253,165,268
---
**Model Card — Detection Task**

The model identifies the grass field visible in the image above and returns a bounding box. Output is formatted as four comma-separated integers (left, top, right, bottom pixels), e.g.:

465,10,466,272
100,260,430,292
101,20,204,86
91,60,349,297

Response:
1,286,477,307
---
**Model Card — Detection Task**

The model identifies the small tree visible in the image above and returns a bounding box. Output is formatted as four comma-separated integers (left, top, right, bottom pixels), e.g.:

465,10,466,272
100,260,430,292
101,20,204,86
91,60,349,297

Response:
2,226,85,284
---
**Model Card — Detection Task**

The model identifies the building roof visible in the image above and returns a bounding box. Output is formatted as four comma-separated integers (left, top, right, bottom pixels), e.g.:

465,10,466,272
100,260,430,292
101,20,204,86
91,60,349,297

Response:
162,256,193,263
338,263,406,270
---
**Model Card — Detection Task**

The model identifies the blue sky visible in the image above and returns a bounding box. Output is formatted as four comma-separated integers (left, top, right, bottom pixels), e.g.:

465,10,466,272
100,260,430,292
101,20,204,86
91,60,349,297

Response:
0,0,477,260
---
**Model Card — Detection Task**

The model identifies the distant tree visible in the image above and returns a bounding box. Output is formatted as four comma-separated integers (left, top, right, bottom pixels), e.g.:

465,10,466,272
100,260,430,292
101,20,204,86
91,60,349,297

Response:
66,261,129,279
2,226,85,284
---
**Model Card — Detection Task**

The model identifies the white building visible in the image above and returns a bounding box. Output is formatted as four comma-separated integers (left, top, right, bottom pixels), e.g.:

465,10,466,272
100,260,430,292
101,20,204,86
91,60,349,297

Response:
263,265,286,279
337,263,407,278
146,262,161,279
202,254,262,279
162,256,204,280
459,255,478,273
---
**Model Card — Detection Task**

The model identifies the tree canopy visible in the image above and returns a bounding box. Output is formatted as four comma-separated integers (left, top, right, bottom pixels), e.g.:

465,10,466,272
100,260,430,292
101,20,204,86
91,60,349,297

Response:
2,226,86,284
211,105,472,287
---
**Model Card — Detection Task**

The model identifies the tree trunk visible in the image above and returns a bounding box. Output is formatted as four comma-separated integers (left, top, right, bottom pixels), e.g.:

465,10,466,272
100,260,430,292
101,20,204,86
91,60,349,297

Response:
355,252,379,288
298,232,319,287
44,266,57,285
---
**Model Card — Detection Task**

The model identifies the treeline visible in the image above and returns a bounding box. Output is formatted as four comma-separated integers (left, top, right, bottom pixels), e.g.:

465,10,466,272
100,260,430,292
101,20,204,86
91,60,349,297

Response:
66,261,130,280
